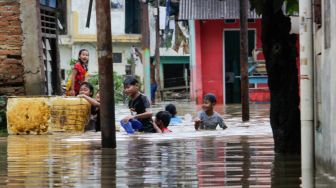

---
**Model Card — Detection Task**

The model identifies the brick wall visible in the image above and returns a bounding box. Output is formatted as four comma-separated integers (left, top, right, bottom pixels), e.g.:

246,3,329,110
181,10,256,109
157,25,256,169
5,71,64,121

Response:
0,1,25,95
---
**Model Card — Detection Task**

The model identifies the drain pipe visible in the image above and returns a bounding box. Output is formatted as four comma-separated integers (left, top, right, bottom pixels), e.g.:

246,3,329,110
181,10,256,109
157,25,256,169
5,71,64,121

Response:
299,0,314,186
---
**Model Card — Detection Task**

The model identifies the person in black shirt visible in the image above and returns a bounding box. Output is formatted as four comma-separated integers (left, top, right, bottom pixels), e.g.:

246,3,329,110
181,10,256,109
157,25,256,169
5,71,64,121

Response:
121,76,159,133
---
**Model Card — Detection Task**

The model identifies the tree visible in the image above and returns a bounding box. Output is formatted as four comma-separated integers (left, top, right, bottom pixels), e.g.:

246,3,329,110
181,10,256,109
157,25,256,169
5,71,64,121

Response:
250,0,301,154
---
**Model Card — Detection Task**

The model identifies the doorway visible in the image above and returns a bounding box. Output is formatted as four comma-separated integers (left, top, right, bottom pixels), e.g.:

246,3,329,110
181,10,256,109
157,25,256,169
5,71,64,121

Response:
224,30,255,104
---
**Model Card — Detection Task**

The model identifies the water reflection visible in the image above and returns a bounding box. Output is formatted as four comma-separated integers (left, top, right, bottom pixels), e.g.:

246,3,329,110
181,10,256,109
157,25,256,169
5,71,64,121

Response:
0,134,313,187
1,103,334,187
0,138,7,187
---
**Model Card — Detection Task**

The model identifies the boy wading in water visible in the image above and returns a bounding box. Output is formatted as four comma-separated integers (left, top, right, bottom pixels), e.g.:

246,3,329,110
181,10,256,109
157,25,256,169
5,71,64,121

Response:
121,76,158,133
195,93,228,130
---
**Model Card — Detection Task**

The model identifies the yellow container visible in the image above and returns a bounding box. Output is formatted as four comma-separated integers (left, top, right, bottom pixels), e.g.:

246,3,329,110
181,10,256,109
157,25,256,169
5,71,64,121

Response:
6,96,91,134
50,97,91,132
7,97,50,135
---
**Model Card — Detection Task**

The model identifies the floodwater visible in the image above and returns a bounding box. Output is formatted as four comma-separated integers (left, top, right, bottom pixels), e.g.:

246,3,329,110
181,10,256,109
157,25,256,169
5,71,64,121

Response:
0,102,334,187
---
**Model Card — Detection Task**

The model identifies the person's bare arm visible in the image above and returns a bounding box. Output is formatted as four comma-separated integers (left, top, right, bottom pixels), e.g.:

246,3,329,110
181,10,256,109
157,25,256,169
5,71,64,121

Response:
133,108,152,120
194,117,202,130
70,69,78,96
78,94,100,107
153,122,162,133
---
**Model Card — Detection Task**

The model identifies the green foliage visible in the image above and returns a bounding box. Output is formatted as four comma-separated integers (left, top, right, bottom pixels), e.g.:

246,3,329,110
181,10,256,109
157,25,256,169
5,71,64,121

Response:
285,0,299,15
113,72,125,102
249,0,298,15
87,72,125,103
66,58,77,81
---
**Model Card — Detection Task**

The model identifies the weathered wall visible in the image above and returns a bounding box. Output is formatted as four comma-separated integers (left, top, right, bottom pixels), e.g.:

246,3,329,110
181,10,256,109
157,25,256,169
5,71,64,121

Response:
314,0,336,173
20,0,44,95
0,0,24,95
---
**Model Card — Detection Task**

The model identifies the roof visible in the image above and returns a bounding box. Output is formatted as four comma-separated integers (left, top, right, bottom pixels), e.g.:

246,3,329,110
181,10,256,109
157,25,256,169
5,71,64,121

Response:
178,0,260,20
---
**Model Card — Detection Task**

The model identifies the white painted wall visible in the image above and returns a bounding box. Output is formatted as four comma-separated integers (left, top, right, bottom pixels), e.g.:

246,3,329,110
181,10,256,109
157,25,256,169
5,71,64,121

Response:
314,0,336,172
71,0,125,35
59,0,143,83
60,42,143,79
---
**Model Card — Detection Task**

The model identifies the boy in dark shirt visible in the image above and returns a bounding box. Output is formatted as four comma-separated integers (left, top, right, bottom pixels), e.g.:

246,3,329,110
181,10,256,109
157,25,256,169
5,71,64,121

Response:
121,76,158,133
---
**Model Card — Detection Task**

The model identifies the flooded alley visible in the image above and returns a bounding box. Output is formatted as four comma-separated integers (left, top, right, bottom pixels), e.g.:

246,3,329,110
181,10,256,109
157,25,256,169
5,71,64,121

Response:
0,103,334,187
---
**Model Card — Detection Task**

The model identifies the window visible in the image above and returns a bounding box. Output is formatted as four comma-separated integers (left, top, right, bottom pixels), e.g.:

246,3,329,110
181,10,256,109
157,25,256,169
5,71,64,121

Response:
40,0,56,8
113,53,122,63
57,0,67,34
125,0,140,34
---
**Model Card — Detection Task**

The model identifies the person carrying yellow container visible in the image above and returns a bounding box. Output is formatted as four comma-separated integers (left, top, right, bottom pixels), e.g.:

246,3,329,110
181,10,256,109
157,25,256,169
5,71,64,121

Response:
66,49,89,96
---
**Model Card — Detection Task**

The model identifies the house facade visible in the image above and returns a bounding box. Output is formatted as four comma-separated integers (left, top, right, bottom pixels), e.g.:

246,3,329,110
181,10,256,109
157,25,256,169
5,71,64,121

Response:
0,0,62,96
179,0,268,104
58,0,143,84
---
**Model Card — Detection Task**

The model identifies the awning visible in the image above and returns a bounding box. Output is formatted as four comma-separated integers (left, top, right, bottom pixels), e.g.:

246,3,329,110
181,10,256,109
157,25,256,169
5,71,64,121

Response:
179,0,260,20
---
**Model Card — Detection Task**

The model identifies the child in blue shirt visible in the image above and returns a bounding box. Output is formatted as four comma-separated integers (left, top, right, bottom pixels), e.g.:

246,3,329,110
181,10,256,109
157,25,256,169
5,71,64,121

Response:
165,103,183,125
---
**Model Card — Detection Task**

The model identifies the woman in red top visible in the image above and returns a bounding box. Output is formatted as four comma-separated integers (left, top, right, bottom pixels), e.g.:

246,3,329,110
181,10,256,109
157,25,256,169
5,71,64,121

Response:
69,49,89,96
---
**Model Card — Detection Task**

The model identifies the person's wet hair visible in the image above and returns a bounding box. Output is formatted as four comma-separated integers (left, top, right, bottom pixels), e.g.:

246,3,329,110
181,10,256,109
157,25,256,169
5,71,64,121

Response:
156,111,171,128
123,76,139,87
80,82,94,97
203,93,217,104
165,104,177,117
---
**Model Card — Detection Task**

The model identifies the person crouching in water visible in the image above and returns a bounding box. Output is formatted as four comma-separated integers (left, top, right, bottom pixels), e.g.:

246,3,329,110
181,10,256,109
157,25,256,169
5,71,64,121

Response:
154,111,172,133
194,93,228,130
121,76,158,134
78,82,100,132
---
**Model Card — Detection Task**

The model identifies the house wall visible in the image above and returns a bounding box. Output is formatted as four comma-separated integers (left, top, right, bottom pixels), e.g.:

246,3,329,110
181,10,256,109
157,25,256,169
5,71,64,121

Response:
314,0,336,174
59,0,142,82
0,0,24,96
193,19,262,104
0,0,45,96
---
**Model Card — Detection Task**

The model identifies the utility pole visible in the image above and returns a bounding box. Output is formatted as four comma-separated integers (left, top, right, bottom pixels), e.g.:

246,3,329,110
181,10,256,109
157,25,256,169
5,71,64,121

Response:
240,0,250,121
155,0,162,101
96,0,116,148
299,0,314,186
140,2,151,101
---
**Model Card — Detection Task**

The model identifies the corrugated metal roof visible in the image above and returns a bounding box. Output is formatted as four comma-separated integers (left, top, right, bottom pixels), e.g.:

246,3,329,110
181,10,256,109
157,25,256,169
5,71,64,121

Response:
179,0,260,20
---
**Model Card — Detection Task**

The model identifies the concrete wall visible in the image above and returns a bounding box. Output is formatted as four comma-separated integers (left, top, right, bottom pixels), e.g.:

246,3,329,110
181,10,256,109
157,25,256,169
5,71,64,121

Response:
20,0,44,95
314,0,336,173
71,0,125,35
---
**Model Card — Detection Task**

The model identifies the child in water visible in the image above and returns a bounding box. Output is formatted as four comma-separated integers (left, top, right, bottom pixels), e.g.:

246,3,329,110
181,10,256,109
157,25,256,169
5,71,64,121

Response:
194,93,228,130
78,82,100,131
121,76,158,134
165,103,183,125
154,111,172,133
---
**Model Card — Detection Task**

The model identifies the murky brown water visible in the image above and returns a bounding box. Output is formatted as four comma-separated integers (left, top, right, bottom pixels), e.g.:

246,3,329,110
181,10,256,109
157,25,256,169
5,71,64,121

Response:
0,102,334,187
